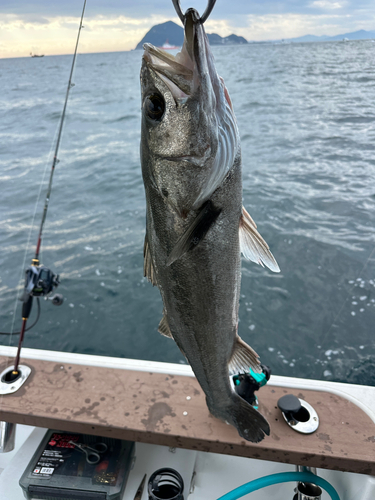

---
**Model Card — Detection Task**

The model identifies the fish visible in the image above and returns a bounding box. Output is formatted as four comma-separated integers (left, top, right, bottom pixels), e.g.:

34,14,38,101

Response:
140,8,280,443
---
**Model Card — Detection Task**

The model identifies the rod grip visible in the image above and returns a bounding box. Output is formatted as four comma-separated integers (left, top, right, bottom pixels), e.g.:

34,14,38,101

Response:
22,295,33,319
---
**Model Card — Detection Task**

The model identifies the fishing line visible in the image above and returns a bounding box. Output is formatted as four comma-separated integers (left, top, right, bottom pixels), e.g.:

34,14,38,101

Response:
1,99,61,384
0,0,87,377
0,300,41,336
320,244,375,347
4,128,59,338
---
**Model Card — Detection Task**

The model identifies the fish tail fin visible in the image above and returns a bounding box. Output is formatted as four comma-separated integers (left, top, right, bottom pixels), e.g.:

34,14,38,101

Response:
227,392,270,443
208,392,270,443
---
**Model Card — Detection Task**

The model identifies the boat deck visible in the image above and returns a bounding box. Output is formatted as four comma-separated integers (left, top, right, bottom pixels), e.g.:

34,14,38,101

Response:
2,425,374,500
0,351,374,476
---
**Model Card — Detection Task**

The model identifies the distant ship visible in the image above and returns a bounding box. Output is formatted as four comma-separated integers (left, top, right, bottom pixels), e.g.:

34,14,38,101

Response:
30,53,44,58
158,41,180,50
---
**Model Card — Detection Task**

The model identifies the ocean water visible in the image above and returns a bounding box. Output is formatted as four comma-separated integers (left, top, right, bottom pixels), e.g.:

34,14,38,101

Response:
1,41,374,386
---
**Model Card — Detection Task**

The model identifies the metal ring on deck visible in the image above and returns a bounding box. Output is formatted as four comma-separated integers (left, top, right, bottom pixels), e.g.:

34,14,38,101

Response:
172,0,217,24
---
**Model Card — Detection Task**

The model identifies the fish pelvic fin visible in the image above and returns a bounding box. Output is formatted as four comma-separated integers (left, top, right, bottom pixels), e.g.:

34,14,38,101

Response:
167,201,221,266
239,207,280,273
229,336,261,376
158,313,173,339
144,234,158,286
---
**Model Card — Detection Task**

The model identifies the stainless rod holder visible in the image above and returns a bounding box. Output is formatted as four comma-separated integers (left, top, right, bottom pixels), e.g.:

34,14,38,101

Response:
0,421,16,453
0,364,31,395
295,466,322,500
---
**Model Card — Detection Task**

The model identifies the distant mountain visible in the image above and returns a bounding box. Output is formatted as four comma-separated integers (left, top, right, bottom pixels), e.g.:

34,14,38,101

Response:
277,29,375,44
135,21,248,50
206,33,247,45
135,21,183,49
219,34,248,45
286,34,328,43
135,22,375,50
324,29,375,41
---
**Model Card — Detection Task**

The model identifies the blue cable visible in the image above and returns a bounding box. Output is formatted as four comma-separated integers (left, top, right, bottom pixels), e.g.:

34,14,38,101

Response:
217,471,340,500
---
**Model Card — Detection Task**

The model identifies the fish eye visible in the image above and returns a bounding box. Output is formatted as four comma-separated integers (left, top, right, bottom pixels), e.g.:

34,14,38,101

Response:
144,94,165,121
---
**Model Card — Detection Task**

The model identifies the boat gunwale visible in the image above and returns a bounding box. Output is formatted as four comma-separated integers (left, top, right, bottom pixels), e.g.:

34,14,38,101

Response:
0,345,373,422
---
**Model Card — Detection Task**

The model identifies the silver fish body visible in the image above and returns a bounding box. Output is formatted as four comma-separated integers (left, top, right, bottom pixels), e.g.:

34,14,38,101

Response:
140,9,279,442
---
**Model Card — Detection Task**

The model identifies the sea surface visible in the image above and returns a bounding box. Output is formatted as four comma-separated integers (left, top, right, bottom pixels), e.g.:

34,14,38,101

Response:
1,41,375,386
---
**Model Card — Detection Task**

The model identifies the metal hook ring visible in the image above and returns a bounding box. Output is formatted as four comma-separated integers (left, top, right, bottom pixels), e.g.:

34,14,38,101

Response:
172,0,217,24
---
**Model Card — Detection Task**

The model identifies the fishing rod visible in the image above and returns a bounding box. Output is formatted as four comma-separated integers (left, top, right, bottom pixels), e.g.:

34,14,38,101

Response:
0,0,87,377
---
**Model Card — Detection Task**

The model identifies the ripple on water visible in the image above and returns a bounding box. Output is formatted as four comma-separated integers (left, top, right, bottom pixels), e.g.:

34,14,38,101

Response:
0,43,374,384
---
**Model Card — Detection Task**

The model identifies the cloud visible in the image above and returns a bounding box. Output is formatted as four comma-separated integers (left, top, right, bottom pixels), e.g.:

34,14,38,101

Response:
245,13,352,39
205,12,356,40
1,2,375,58
310,1,346,9
0,12,183,58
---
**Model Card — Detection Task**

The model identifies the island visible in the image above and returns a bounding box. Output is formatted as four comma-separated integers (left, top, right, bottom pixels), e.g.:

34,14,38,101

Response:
135,21,247,49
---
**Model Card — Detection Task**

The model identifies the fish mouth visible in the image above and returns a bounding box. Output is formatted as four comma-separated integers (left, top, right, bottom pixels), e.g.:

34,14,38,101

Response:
142,9,206,101
142,44,193,99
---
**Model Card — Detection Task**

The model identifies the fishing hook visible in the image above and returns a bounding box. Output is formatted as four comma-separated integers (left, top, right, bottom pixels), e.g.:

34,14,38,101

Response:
172,0,217,24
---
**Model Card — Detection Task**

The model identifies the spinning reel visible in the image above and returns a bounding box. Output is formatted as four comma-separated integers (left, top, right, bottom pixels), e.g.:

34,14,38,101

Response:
21,258,63,316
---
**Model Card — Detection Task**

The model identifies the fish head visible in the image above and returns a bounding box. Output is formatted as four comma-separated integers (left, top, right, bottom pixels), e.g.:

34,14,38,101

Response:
141,8,239,215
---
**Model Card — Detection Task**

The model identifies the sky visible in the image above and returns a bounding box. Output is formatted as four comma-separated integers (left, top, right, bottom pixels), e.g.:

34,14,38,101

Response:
1,0,375,58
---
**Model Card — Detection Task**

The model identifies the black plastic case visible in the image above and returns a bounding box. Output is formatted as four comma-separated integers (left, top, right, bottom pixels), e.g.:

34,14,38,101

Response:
19,430,135,500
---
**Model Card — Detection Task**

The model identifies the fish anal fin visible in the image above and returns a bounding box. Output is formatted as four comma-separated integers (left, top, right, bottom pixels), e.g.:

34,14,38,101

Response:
167,200,221,266
144,235,157,286
158,314,173,339
240,206,280,273
229,336,261,375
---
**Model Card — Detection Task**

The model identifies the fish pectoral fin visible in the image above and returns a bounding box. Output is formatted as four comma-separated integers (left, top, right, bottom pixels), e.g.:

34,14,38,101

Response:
229,336,261,375
167,201,221,266
144,234,158,286
158,313,173,339
239,206,280,273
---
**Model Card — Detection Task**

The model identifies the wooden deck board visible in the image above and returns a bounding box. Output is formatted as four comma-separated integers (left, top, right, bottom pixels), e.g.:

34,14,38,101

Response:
0,356,374,475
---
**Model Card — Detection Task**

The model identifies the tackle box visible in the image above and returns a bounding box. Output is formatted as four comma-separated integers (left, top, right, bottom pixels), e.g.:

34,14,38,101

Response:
19,430,135,500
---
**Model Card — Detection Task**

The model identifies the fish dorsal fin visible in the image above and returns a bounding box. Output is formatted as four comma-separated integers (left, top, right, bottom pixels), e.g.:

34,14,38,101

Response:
167,201,221,266
144,234,158,286
158,313,173,339
228,336,261,375
239,207,280,273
